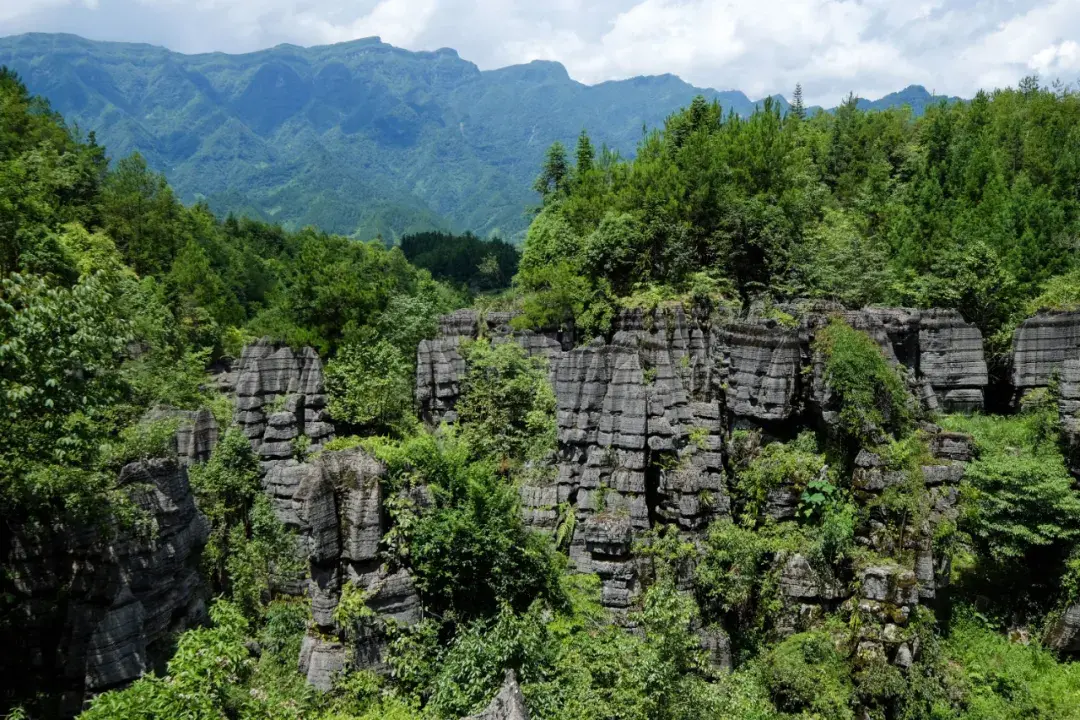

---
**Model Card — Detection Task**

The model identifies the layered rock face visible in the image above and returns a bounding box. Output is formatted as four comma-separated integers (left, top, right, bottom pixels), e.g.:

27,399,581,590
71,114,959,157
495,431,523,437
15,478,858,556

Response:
2,416,215,716
1060,358,1080,478
1011,310,1080,401
283,449,422,689
415,305,986,613
223,339,422,690
230,338,335,472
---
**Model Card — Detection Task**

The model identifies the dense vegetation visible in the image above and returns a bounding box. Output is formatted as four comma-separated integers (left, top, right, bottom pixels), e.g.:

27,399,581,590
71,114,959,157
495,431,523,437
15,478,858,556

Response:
6,58,1080,720
0,33,957,242
400,231,519,291
515,83,1080,366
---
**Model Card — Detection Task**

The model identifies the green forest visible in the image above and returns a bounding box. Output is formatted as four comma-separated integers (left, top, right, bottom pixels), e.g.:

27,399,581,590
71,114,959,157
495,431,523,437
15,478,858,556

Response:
6,58,1080,720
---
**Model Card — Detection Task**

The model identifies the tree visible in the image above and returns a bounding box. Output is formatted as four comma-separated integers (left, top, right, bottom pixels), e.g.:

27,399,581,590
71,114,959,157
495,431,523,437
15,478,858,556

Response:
575,130,595,177
792,83,806,119
325,339,414,434
533,141,570,203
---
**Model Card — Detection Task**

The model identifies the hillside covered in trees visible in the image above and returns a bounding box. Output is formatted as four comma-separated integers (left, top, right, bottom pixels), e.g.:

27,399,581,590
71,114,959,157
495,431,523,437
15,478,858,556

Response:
6,57,1080,720
0,32,958,242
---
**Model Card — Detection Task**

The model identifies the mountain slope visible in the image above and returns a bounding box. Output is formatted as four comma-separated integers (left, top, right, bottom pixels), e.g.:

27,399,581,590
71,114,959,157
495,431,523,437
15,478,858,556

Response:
0,33,952,241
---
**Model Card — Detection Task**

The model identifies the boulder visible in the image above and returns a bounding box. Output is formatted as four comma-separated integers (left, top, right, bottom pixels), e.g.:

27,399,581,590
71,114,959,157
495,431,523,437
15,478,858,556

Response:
463,670,530,720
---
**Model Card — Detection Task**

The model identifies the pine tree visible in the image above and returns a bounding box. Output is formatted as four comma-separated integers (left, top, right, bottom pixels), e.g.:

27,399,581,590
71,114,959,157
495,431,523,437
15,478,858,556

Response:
792,83,806,119
533,141,569,202
575,130,595,177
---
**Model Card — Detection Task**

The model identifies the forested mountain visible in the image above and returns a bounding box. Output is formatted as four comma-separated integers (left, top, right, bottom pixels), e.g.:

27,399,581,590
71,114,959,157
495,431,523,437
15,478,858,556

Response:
0,33,952,242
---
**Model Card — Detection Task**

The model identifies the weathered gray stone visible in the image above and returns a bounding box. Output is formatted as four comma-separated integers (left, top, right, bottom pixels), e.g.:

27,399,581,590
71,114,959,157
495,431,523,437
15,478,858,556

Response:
1046,604,1080,653
699,626,733,672
4,446,210,714
299,634,346,691
463,670,530,720
1060,358,1080,477
862,566,919,606
918,309,988,412
779,554,844,600
1011,311,1080,399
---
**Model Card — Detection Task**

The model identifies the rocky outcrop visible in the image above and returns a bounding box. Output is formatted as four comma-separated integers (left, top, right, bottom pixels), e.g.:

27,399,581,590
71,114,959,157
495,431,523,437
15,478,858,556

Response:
918,309,989,412
255,446,422,687
232,338,335,472
1011,310,1080,401
416,306,986,614
3,423,213,716
1059,358,1080,478
463,670,530,720
1047,605,1080,653
144,406,220,467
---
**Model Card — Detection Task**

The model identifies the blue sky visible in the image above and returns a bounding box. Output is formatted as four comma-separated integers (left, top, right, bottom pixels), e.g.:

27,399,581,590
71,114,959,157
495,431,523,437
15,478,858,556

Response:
3,0,1079,105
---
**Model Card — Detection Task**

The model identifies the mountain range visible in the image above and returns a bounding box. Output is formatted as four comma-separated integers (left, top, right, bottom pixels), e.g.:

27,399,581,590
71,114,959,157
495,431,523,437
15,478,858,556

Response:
0,32,961,241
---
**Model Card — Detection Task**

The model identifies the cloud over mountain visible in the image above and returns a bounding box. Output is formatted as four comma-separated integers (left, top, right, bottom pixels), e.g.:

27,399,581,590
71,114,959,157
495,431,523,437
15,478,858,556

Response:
4,0,1080,105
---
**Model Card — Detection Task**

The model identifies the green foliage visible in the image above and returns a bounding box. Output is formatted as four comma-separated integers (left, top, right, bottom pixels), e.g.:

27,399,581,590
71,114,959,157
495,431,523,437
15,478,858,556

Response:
733,431,831,521
189,428,300,618
943,609,1080,720
815,319,913,443
691,520,768,617
941,411,1080,609
106,417,182,467
325,339,415,434
400,231,519,291
365,430,562,621
456,338,557,465
80,600,254,720
763,631,854,719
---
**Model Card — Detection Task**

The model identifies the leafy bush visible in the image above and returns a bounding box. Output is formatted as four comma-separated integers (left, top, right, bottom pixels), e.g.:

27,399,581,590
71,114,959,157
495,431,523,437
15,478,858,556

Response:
325,339,415,434
456,338,556,465
80,601,254,720
189,427,301,617
732,431,830,522
365,431,563,621
941,411,1080,609
944,609,1080,720
762,631,854,719
815,318,913,443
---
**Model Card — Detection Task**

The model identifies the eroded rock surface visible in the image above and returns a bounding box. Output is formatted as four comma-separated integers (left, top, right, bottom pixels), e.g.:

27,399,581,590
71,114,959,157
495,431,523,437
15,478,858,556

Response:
232,337,334,473
3,421,213,716
415,305,986,613
463,670,531,720
1011,310,1080,401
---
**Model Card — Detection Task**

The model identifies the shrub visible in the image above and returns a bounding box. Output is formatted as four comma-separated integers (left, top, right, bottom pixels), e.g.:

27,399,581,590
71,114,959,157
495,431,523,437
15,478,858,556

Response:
941,411,1080,606
189,428,300,617
763,631,854,720
732,431,830,522
944,609,1080,720
815,318,913,443
456,339,556,465
325,338,414,434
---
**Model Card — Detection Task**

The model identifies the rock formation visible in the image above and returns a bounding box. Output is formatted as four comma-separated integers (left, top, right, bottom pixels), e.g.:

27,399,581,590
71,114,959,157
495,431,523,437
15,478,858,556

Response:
463,670,531,720
1011,310,1080,402
1059,358,1080,478
284,449,422,689
230,338,335,473
2,414,216,716
415,305,985,613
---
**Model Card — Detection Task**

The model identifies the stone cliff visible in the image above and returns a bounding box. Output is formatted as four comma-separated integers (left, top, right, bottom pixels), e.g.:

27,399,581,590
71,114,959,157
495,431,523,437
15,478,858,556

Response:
1,411,217,716
416,305,993,616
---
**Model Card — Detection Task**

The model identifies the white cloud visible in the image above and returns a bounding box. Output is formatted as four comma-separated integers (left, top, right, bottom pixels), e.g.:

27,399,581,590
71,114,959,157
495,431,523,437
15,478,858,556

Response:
4,0,1080,105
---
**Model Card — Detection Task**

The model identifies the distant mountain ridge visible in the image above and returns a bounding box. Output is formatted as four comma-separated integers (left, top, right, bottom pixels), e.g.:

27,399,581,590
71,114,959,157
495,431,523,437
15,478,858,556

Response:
0,33,961,241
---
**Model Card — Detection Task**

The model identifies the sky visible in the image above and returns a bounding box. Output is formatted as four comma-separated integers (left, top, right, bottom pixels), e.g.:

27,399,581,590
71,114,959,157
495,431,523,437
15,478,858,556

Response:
3,0,1080,105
